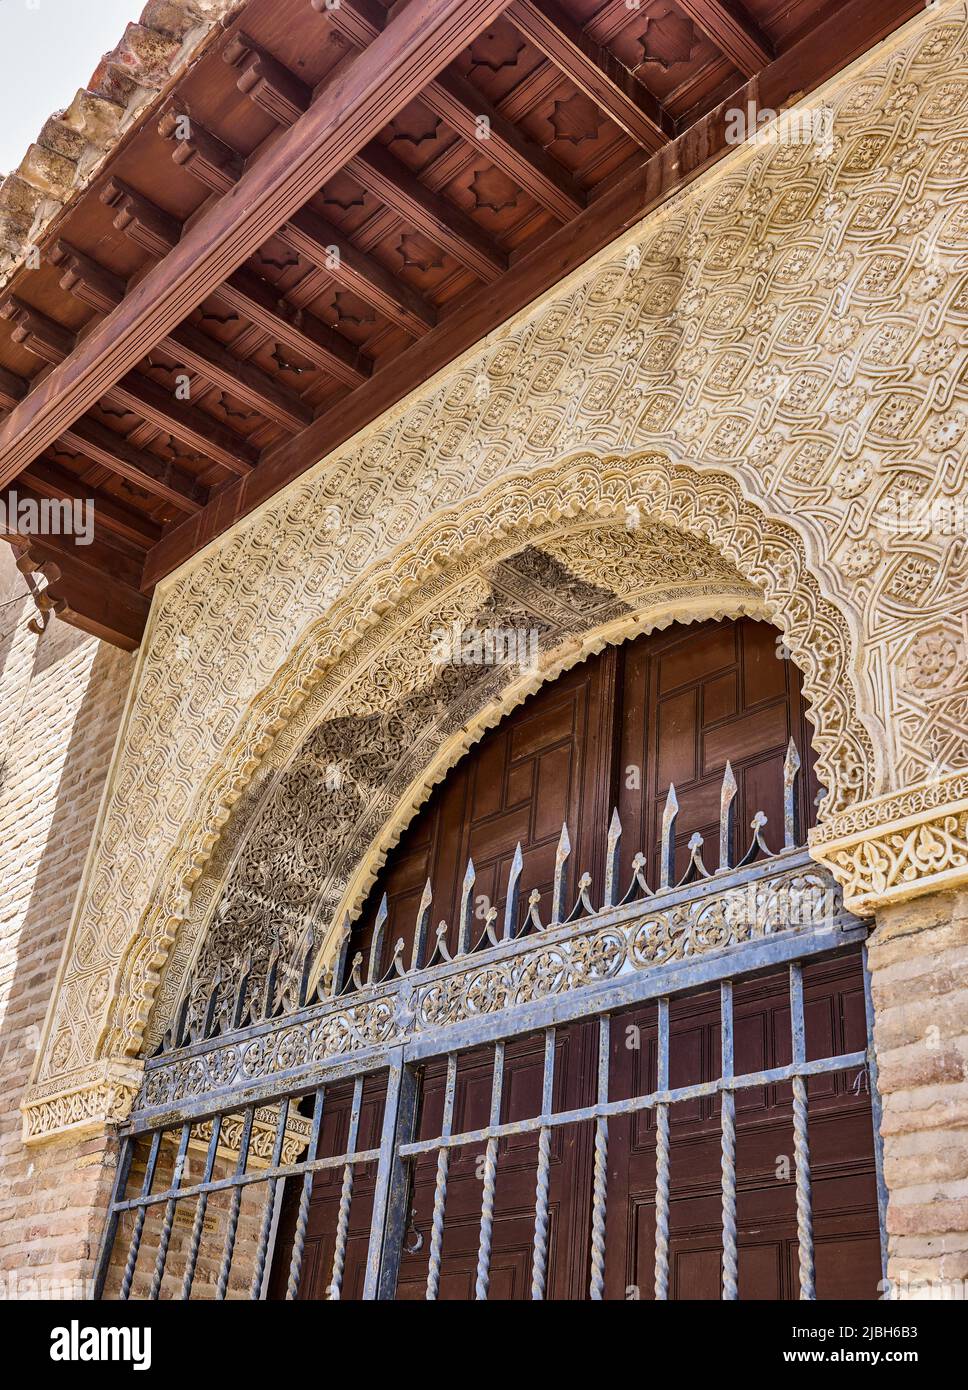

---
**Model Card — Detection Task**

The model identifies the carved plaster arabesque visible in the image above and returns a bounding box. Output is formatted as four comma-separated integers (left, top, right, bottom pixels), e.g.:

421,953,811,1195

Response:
22,2,968,1141
154,519,765,1046
810,768,968,914
132,456,873,1061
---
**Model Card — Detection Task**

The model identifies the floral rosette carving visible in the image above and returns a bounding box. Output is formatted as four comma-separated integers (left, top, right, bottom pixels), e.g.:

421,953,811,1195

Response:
464,967,513,1016
562,930,626,985
207,1046,242,1088
311,1001,398,1056
416,928,626,1029
515,947,570,1002
141,1068,175,1109
416,975,468,1028
171,1057,209,1102
630,871,837,968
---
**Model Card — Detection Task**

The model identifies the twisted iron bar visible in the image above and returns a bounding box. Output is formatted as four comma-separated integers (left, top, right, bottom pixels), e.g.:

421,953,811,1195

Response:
531,1029,555,1300
119,1207,148,1301
589,1116,608,1299
180,1119,221,1300
426,1148,451,1299
531,1124,552,1300
250,1184,280,1299
180,1195,210,1300
286,1174,313,1301
148,1195,178,1300
250,1103,290,1300
217,1108,255,1300
720,1088,738,1300
217,1186,245,1300
589,1014,610,1300
427,1054,458,1299
655,996,671,1299
287,1087,325,1300
793,1074,816,1299
654,1104,671,1299
119,1130,161,1300
720,981,738,1300
475,1136,499,1300
328,1165,356,1299
328,1076,363,1300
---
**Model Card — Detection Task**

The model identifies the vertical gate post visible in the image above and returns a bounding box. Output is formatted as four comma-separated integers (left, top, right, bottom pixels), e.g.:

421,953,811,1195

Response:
364,1048,420,1300
90,1135,134,1300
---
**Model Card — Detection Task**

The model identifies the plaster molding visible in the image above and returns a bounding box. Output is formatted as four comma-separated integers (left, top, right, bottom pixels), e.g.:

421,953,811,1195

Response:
810,770,968,913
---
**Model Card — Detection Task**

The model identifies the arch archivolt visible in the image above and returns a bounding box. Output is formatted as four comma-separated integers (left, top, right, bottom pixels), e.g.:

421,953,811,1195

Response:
136,454,879,1053
24,2,968,1140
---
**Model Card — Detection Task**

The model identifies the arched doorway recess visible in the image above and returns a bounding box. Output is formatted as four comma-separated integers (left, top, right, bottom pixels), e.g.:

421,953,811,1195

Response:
267,616,882,1301
94,615,885,1302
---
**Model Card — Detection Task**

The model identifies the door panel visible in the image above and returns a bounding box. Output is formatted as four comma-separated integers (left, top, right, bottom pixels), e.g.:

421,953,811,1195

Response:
273,619,874,1300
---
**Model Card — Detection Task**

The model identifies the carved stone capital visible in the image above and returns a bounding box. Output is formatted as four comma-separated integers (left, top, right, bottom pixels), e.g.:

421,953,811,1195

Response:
21,1059,145,1145
809,772,968,915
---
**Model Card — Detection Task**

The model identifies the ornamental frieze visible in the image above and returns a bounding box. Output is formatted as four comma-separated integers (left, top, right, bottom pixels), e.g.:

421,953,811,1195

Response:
136,859,852,1117
811,770,968,913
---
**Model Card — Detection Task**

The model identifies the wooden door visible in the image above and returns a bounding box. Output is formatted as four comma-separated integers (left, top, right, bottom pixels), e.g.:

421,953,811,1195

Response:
271,618,878,1299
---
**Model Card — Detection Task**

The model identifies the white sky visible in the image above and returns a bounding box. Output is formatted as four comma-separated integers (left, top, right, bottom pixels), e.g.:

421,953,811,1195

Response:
0,0,139,175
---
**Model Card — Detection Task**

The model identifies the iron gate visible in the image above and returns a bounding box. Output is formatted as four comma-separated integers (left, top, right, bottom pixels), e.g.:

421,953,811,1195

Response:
92,745,888,1300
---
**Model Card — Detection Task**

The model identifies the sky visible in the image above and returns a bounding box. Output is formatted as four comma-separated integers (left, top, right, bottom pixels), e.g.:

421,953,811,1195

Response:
0,0,139,175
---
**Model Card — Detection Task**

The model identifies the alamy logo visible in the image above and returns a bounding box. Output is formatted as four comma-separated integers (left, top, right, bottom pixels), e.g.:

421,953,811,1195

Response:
0,490,94,546
430,621,540,671
50,1320,151,1371
725,101,833,153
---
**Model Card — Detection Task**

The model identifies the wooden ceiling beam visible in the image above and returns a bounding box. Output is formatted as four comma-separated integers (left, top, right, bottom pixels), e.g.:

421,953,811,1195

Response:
0,297,75,363
347,147,507,281
50,240,331,422
109,373,257,478
142,0,923,587
168,323,315,432
425,67,584,222
4,376,161,549
0,0,517,487
217,270,369,387
672,1,773,77
23,459,162,549
114,133,436,342
105,176,392,379
47,245,315,433
301,11,585,222
4,531,149,650
216,41,508,282
3,484,146,584
506,0,674,151
61,417,206,516
0,363,26,410
0,306,207,515
277,207,436,337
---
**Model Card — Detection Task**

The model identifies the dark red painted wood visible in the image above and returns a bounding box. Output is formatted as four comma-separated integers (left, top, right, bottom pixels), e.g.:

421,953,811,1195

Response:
270,618,878,1299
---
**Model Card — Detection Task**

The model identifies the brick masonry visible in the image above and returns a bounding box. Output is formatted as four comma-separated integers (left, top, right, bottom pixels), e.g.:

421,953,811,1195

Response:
868,888,968,1296
0,547,133,1296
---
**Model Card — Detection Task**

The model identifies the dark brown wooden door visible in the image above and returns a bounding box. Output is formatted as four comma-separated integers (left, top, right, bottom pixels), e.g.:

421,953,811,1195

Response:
271,618,878,1299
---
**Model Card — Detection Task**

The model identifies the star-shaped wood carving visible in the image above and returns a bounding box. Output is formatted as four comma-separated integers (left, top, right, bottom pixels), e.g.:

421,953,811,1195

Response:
470,167,521,213
638,11,700,70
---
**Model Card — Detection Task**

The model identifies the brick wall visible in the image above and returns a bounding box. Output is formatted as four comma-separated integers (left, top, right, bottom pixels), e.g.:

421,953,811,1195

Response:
868,888,968,1297
0,547,134,1296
